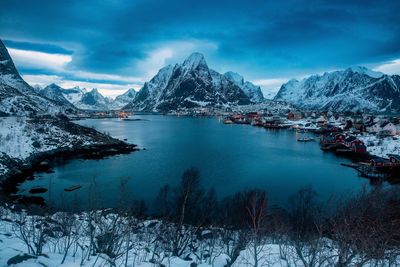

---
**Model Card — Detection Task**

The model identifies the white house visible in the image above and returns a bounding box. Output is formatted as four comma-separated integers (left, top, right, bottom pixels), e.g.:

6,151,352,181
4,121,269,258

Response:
382,122,397,136
366,123,381,133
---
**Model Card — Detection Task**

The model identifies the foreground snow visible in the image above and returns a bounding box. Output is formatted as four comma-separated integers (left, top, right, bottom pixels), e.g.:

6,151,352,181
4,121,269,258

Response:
0,206,397,267
0,207,283,267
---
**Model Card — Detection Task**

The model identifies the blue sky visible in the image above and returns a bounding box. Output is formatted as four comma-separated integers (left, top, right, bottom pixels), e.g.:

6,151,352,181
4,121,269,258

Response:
1,0,400,97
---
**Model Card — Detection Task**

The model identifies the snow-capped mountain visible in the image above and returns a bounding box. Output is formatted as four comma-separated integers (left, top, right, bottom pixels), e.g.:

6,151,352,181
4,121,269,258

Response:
110,88,137,109
61,86,87,106
274,66,400,113
124,53,251,112
0,39,65,115
76,88,111,110
224,71,264,103
39,84,77,110
40,84,136,110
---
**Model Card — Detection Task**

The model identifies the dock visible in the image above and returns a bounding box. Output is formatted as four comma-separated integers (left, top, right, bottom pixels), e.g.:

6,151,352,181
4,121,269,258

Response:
341,162,387,179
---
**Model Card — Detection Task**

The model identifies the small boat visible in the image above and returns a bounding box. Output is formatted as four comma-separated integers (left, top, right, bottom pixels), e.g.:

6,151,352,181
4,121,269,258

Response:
64,184,82,192
297,137,315,142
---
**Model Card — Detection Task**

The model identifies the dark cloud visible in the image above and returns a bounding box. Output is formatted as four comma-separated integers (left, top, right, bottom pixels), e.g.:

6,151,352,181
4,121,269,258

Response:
0,0,399,80
3,40,73,54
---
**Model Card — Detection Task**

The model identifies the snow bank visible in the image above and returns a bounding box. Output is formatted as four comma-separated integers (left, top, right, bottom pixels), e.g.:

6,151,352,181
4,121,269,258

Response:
359,134,400,158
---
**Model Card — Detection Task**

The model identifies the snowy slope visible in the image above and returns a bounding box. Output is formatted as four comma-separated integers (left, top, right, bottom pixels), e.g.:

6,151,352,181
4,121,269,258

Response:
74,88,111,110
274,67,400,113
124,53,251,112
0,116,131,177
61,86,87,105
110,88,137,109
0,117,115,162
0,39,65,116
39,84,77,110
224,71,264,103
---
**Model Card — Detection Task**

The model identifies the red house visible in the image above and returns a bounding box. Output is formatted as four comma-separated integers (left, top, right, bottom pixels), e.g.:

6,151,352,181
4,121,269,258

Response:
344,136,366,154
334,133,346,144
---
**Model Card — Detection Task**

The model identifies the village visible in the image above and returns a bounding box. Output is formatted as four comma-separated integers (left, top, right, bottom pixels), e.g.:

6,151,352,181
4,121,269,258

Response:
221,109,400,181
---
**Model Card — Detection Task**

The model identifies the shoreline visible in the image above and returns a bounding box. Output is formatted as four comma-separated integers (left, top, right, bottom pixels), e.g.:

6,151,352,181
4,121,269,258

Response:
0,142,139,206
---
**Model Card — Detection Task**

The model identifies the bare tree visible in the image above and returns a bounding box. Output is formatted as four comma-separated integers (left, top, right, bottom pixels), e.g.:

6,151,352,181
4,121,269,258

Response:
287,186,326,267
244,190,270,267
11,207,51,256
171,167,202,257
329,187,400,266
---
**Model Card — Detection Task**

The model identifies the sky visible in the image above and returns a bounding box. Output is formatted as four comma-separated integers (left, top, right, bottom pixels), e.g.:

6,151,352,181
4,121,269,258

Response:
1,0,400,98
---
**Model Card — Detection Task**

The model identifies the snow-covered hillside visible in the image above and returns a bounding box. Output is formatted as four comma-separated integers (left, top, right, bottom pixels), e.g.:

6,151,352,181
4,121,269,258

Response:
274,67,400,113
358,134,400,158
0,116,133,177
39,84,77,110
60,86,87,106
110,88,137,109
124,53,253,112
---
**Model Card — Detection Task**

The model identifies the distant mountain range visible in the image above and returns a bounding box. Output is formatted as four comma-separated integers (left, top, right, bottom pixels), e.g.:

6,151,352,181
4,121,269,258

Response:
33,53,264,112
124,53,264,112
274,66,400,113
38,85,136,111
2,35,400,115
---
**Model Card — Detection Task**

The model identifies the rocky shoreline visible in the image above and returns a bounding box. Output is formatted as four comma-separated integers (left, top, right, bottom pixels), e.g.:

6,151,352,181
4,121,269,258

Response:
0,142,138,206
0,116,141,206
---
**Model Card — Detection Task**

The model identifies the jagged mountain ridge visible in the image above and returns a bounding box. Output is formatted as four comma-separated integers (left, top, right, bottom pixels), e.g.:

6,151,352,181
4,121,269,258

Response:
224,71,264,103
39,84,77,110
274,66,400,113
0,39,67,115
124,53,254,112
40,84,136,110
77,88,111,110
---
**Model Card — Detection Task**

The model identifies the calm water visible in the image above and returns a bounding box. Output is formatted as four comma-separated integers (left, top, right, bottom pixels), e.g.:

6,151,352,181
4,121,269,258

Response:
19,115,368,210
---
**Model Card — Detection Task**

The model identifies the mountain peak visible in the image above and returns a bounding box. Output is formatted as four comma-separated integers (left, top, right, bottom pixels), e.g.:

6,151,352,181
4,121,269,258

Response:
346,66,383,78
224,71,244,85
126,88,137,94
47,83,62,89
182,52,207,70
0,39,20,77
